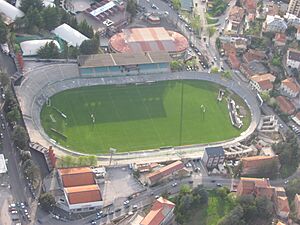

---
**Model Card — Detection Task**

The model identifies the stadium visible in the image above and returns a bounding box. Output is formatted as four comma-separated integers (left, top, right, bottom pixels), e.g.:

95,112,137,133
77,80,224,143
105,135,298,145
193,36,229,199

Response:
15,62,261,160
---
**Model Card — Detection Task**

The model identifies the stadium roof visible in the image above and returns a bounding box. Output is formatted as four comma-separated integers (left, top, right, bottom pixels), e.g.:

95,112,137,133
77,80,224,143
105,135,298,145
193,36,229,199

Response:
20,39,60,56
78,51,172,68
109,27,188,53
90,1,116,17
0,154,7,174
0,0,24,25
51,23,89,47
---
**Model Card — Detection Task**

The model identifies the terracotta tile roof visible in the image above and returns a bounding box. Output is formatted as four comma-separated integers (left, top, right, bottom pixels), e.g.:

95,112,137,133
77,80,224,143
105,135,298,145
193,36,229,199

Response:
258,80,273,90
251,74,275,91
281,78,300,93
140,197,175,225
222,43,236,55
229,6,245,22
243,50,266,63
295,112,300,121
237,177,274,198
228,53,240,69
58,167,95,187
276,196,290,213
276,96,296,115
64,184,102,204
241,155,279,175
146,161,184,183
243,0,256,12
275,33,286,43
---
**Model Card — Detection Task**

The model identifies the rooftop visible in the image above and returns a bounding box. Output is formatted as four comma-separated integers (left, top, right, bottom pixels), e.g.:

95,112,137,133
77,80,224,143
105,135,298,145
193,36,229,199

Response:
281,78,300,93
58,167,95,187
0,154,7,174
229,6,245,22
276,96,295,115
64,184,102,204
204,146,225,156
275,33,286,43
0,0,24,25
78,51,172,68
288,49,300,62
140,197,175,225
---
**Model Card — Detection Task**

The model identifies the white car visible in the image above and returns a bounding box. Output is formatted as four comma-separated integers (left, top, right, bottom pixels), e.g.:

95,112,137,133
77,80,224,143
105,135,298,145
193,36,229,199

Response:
123,200,129,205
0,43,9,55
172,182,177,187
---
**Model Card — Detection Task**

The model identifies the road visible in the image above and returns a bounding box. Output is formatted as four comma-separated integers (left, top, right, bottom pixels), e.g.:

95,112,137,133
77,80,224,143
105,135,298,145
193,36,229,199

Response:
0,51,17,76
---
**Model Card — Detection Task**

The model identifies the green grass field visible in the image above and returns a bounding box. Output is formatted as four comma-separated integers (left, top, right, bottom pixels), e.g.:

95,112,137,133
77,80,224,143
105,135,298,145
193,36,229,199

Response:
40,80,250,154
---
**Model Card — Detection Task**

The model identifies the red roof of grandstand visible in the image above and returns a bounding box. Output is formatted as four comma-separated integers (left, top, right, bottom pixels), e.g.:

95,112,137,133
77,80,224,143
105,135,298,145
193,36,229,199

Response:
109,27,188,53
140,197,175,225
146,161,184,183
64,184,102,204
58,167,95,187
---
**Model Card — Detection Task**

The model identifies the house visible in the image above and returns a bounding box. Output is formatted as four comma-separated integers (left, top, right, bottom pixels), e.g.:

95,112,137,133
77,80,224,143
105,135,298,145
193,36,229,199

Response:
280,78,300,98
286,49,300,69
226,6,245,34
240,155,279,175
292,112,300,126
250,73,276,92
222,43,237,56
227,53,241,69
237,177,275,200
140,197,175,225
263,15,287,33
242,0,257,22
274,187,290,219
294,194,300,220
145,161,185,186
276,96,296,115
240,61,269,78
274,33,286,47
202,146,225,169
285,13,300,27
57,167,103,213
243,49,267,63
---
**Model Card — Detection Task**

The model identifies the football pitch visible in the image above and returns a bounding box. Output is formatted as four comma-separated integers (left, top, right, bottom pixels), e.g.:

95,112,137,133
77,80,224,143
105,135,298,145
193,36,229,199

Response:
40,80,250,154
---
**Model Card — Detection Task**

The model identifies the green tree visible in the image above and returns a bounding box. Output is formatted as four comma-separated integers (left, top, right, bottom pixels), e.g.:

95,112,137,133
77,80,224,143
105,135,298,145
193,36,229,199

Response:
211,66,219,74
12,126,29,150
218,205,245,225
0,17,8,44
25,7,44,32
78,20,94,39
172,0,181,10
126,0,137,18
23,159,40,187
286,178,300,200
39,192,56,212
20,0,43,13
255,196,274,219
6,106,21,124
209,27,216,37
260,90,270,102
0,71,10,87
42,6,61,31
79,39,99,55
222,70,232,79
37,41,60,59
170,60,183,71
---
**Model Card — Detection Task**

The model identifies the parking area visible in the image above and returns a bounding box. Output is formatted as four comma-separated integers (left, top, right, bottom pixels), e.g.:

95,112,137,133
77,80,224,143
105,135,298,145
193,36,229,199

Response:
100,167,145,206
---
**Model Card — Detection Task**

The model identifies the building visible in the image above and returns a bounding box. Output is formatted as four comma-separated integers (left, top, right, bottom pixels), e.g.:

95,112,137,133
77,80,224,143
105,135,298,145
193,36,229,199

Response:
0,0,24,25
285,13,300,26
280,78,300,98
109,27,188,57
0,154,7,174
240,61,269,78
237,177,275,199
145,161,185,186
227,53,241,69
274,187,290,219
78,51,172,77
140,197,175,225
52,23,89,47
249,73,276,93
20,40,61,56
287,0,300,17
274,33,286,47
276,96,296,115
294,194,300,220
242,49,267,64
180,0,193,11
202,146,225,169
57,167,103,213
286,49,300,69
226,6,245,34
292,112,300,126
263,15,287,33
240,155,279,175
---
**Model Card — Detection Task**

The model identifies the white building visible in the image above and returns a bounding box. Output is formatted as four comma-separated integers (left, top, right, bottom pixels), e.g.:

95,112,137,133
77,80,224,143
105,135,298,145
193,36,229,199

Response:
52,23,89,47
280,78,300,98
20,39,60,56
0,0,24,25
263,15,287,33
0,154,7,174
287,49,300,69
250,73,276,93
285,13,300,26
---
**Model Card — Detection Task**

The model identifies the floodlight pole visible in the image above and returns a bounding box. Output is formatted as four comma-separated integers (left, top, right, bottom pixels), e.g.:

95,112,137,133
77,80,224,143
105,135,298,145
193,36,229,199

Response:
109,148,116,166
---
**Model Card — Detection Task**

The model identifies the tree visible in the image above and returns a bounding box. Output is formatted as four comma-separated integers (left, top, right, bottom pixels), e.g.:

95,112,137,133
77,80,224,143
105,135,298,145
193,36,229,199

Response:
42,6,61,31
222,70,232,79
255,197,274,219
20,150,32,162
78,20,94,39
0,71,10,87
260,90,270,102
6,106,21,124
218,205,245,225
25,7,44,32
192,185,208,204
0,17,8,44
237,195,257,222
170,60,183,71
286,178,300,200
172,0,181,10
126,0,137,18
211,66,219,74
79,39,99,55
20,0,43,13
23,159,40,187
39,192,56,212
37,41,60,59
12,126,29,150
